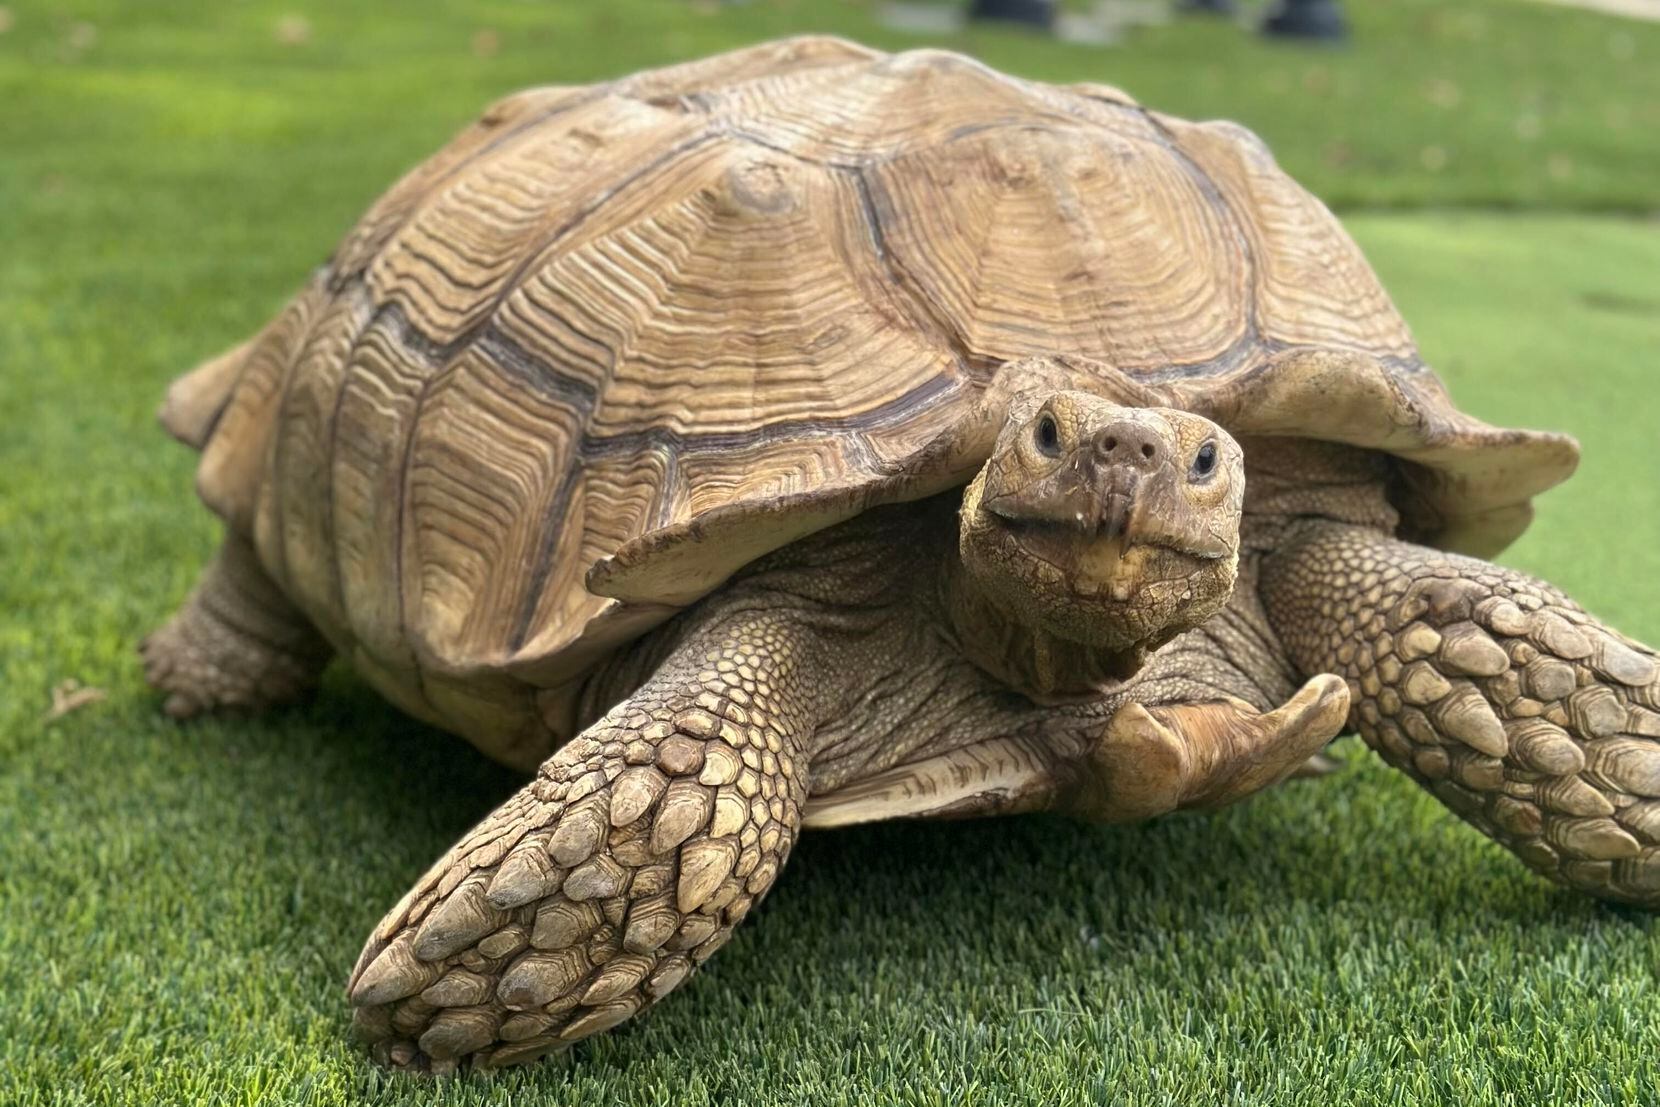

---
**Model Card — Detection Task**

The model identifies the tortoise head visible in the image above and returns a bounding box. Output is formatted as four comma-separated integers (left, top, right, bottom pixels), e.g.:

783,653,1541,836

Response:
958,390,1244,667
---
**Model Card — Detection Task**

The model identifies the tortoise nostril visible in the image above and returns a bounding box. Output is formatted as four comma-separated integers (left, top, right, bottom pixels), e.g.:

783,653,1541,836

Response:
1093,421,1162,470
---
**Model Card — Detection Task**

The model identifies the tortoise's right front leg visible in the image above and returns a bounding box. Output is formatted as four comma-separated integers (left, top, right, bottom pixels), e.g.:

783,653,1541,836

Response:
347,609,824,1073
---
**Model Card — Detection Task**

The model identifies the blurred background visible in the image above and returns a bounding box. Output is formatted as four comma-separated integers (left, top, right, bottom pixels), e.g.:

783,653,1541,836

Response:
5,0,1658,215
3,2,1659,1105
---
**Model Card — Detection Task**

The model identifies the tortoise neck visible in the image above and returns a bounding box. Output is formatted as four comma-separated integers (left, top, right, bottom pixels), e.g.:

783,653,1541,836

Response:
575,505,929,735
1237,436,1399,552
937,548,1144,703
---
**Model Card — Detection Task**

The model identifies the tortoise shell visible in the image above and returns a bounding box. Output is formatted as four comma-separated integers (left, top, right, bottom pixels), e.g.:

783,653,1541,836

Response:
159,36,1576,767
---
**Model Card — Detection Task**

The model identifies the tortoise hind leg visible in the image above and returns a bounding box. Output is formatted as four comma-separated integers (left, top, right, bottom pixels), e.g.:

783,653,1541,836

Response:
1262,521,1660,907
141,533,331,717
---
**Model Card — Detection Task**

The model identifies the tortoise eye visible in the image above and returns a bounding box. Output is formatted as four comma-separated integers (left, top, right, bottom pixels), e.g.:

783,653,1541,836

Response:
1034,413,1061,457
1191,441,1218,479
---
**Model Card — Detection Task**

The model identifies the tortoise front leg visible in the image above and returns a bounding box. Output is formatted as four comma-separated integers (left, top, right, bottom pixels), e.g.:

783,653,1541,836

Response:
805,589,1349,830
802,675,1345,829
1262,521,1660,906
347,610,824,1072
1061,673,1349,822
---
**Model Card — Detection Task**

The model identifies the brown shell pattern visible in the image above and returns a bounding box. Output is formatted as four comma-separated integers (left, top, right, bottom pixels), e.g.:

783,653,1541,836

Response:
163,36,1576,759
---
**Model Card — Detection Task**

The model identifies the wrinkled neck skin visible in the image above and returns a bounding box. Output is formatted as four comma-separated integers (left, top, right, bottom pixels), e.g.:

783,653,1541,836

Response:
934,547,1147,703
573,508,926,746
1236,436,1400,548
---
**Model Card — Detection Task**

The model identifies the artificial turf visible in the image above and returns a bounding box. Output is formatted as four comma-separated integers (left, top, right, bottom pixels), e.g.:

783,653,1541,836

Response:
3,1,1659,1104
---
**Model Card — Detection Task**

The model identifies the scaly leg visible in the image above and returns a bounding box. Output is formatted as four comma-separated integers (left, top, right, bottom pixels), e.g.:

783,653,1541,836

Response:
347,609,824,1073
140,533,330,717
1262,522,1660,906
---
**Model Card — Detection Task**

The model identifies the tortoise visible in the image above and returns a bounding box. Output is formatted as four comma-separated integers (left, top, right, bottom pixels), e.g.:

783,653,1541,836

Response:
141,37,1660,1073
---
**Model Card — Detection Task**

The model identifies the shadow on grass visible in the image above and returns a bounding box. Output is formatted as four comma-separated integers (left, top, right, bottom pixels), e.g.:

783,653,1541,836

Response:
83,655,1641,1101
253,666,1621,1002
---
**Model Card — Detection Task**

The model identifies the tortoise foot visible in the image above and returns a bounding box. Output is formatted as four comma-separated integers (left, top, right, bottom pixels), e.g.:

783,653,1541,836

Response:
348,611,812,1070
140,535,329,718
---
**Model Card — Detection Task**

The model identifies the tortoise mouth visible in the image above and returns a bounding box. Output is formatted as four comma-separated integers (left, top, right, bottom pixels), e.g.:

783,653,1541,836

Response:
991,515,1221,602
991,510,1231,567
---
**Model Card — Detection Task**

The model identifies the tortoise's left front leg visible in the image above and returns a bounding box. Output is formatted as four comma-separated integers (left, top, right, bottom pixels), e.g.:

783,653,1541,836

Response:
347,606,842,1073
806,582,1351,831
1262,521,1660,906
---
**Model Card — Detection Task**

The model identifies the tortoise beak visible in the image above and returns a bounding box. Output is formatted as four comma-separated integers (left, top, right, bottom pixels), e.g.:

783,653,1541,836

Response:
1098,487,1134,544
985,416,1168,544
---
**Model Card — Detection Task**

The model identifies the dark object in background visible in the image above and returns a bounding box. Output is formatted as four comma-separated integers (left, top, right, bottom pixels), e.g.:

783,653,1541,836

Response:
1177,0,1238,14
1261,0,1348,40
967,0,1056,30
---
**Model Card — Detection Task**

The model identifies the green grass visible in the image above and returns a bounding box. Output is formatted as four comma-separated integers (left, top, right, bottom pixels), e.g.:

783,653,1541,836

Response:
1,0,1658,222
4,1,1660,1104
